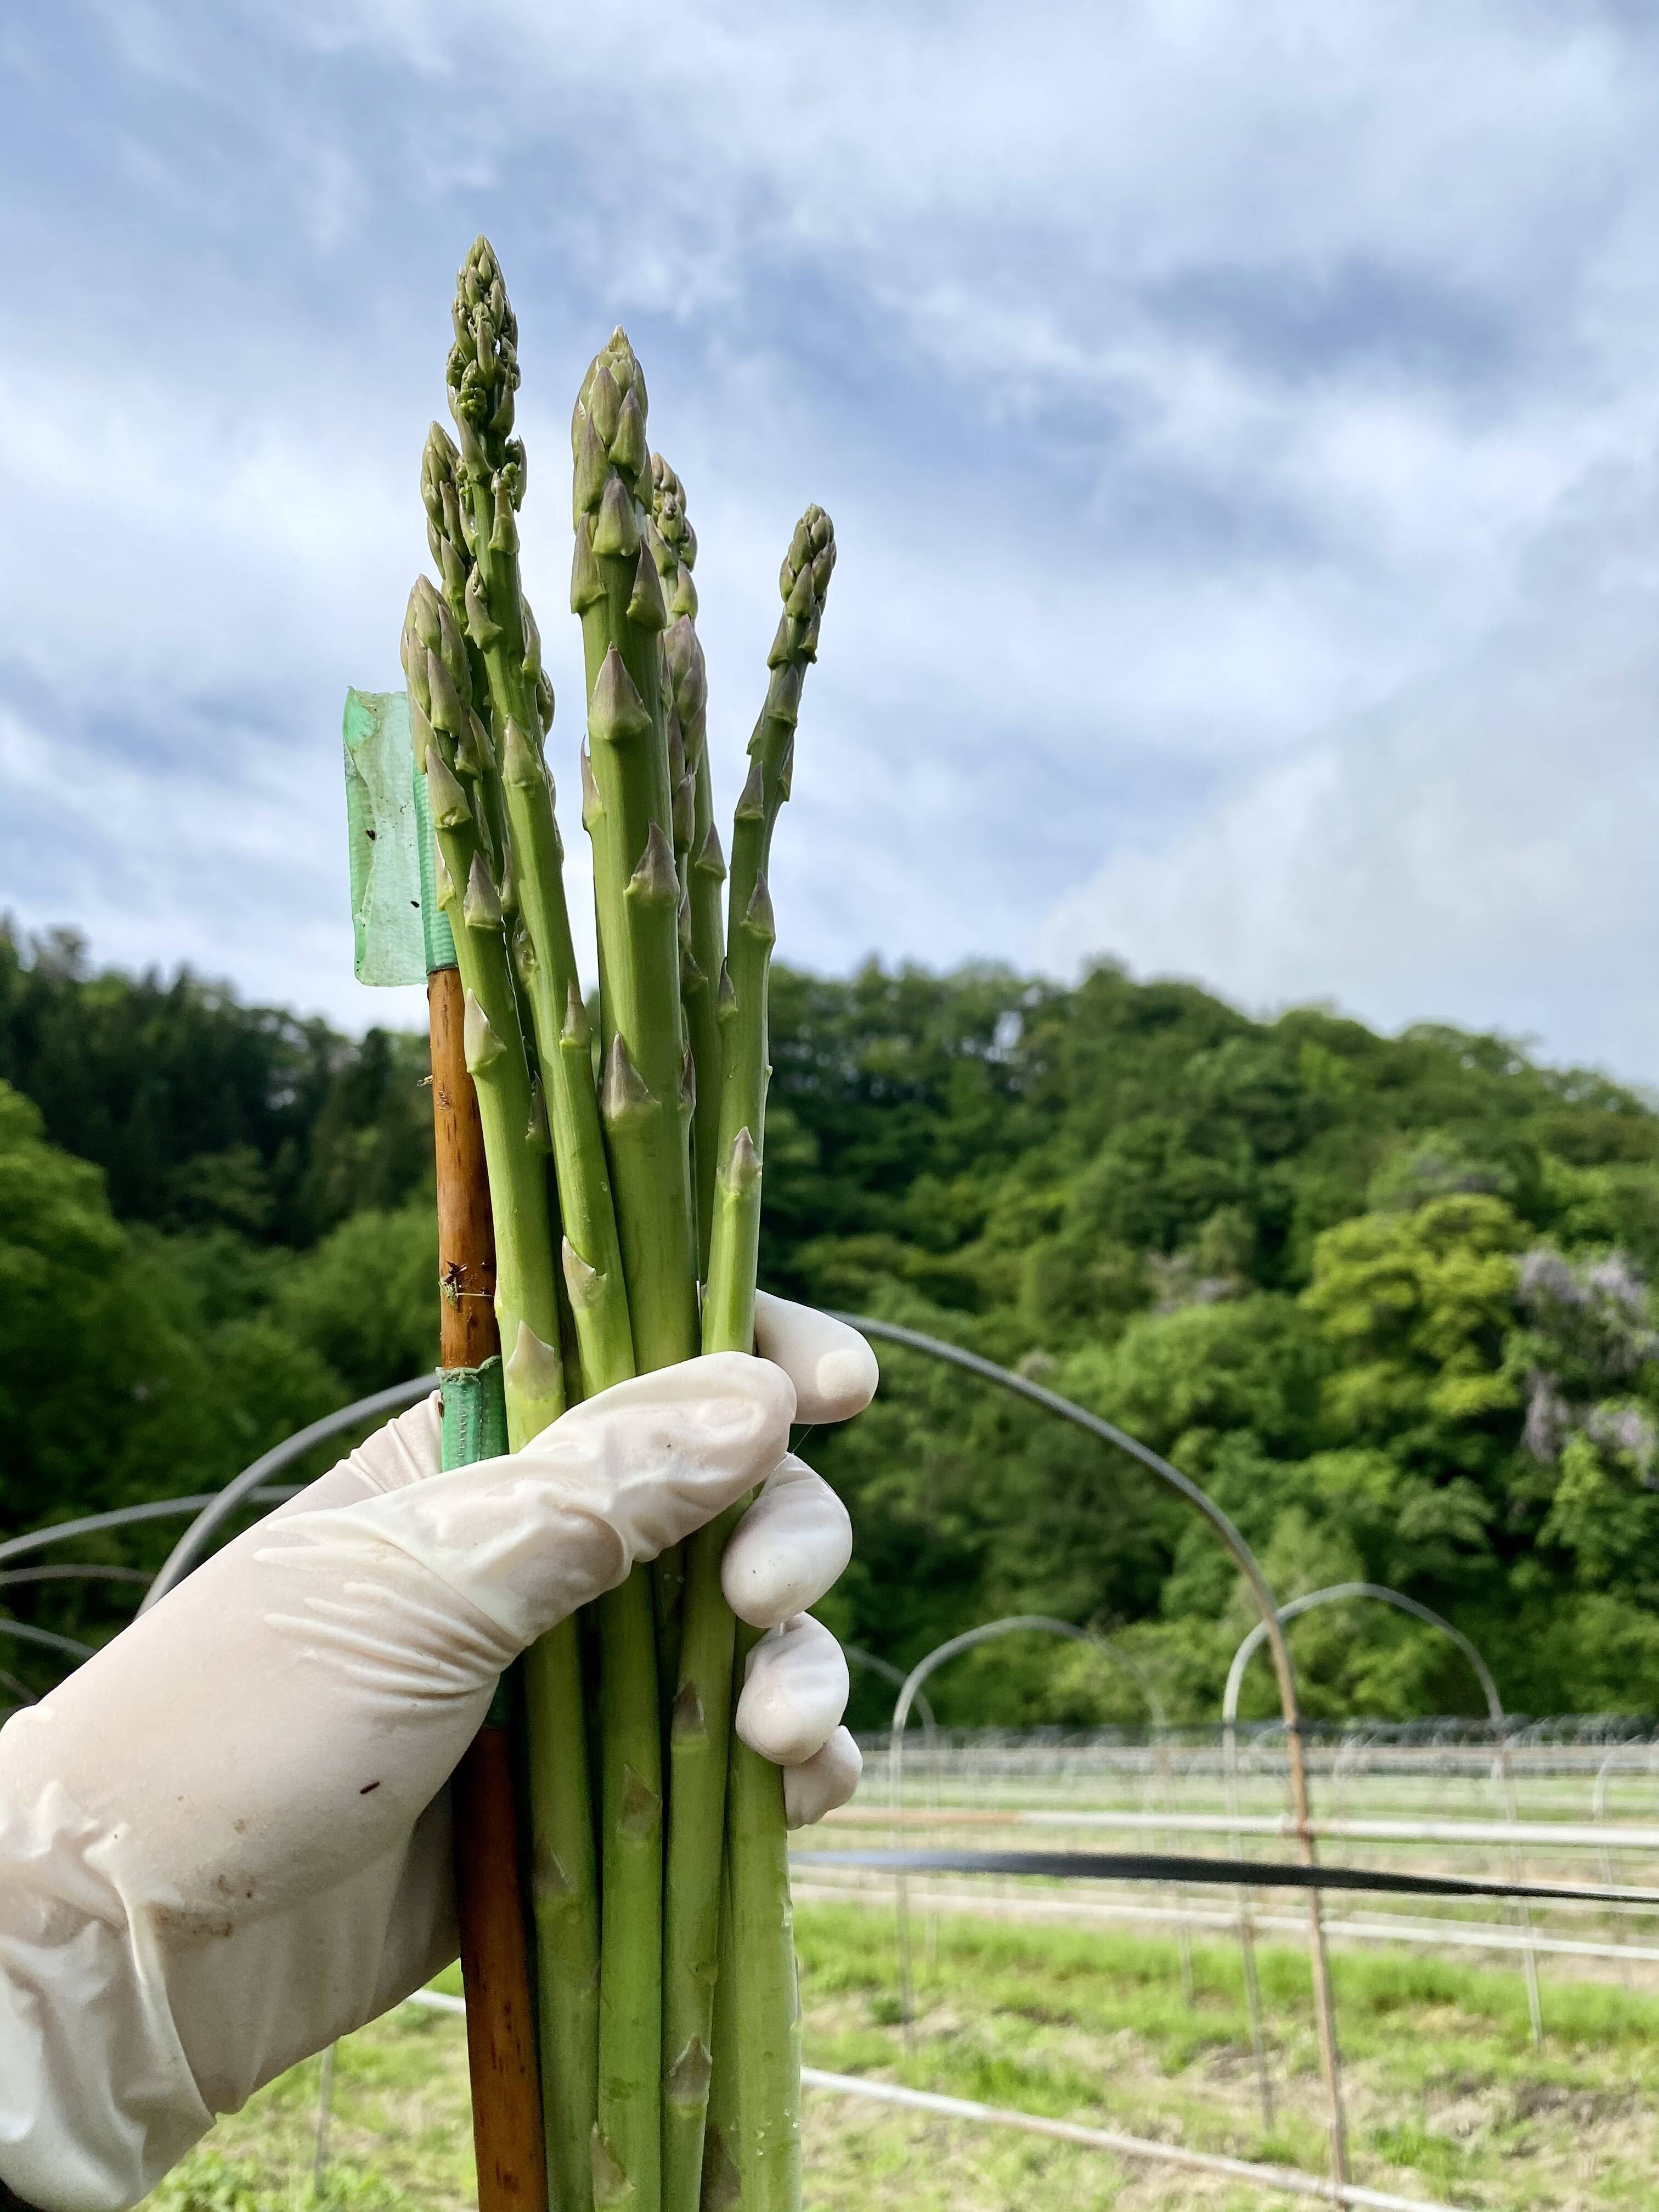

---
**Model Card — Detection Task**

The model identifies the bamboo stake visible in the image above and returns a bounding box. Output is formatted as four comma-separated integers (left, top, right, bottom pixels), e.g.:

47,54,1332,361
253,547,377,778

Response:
428,958,548,2212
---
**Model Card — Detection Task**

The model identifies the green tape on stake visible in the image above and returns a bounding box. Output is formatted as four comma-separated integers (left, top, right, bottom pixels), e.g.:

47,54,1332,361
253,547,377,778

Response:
342,689,428,988
441,1357,512,1726
410,751,458,975
439,1355,508,1471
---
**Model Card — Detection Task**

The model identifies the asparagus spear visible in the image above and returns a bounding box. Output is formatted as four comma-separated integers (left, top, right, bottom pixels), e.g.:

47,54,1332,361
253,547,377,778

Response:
704,505,833,1354
440,252,634,1401
663,509,835,2212
572,333,700,1365
441,239,619,2212
651,455,730,2212
648,456,726,1271
399,575,565,1451
571,325,705,2212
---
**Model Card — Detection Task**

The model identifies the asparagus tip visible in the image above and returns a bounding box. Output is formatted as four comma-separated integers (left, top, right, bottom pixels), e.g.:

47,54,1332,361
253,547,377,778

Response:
590,2129,630,2211
734,756,765,822
592,472,641,561
626,820,678,907
600,1034,655,1125
742,871,776,948
611,386,648,480
580,739,602,830
423,743,470,832
570,511,605,611
500,715,544,793
723,1125,761,1193
525,1070,551,1153
588,645,652,747
561,1235,606,1313
701,2126,741,2212
505,1318,563,1403
462,988,505,1074
666,2034,714,2112
464,566,501,650
463,852,504,932
627,539,668,630
426,647,466,740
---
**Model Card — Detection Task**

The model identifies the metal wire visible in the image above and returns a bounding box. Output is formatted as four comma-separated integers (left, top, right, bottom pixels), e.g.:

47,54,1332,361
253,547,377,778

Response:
0,1565,150,1590
0,1620,95,1661
0,1491,300,1570
141,1372,439,1609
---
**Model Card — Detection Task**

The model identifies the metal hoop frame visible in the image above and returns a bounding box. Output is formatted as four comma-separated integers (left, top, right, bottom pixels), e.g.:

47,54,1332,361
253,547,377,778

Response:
0,1489,301,1571
140,1372,439,1609
887,1613,1187,2032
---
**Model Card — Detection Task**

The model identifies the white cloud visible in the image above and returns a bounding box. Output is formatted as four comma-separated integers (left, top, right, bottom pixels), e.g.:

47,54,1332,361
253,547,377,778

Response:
1040,454,1659,1080
7,0,1659,1077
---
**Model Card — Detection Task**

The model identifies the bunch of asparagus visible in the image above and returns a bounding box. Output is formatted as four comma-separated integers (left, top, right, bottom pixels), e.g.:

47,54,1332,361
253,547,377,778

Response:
400,240,834,2212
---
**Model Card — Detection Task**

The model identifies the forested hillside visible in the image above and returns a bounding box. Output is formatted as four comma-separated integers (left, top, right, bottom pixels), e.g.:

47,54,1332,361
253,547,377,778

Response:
7,921,1659,1726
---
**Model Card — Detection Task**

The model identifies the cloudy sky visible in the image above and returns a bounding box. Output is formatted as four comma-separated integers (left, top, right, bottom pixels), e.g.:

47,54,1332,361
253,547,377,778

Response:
5,4,1659,1080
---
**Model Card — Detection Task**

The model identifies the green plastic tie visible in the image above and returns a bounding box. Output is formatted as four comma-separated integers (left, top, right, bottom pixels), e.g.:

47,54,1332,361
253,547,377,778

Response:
411,751,459,976
439,1355,508,1470
440,1356,511,1726
342,688,428,987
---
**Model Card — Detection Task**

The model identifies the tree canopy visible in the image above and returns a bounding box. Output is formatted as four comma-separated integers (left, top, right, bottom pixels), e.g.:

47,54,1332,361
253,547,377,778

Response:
6,922,1659,1726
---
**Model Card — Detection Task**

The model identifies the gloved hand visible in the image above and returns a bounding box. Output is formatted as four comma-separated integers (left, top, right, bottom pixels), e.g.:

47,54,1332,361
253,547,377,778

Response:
0,1294,875,2212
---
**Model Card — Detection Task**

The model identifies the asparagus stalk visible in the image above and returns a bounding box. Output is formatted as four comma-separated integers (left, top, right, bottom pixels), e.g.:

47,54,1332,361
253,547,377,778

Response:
399,575,565,1451
440,250,635,1401
646,456,700,895
440,239,618,2212
699,1854,741,2212
704,505,833,1352
571,326,706,2212
572,335,700,1366
663,510,835,2212
651,452,728,2212
648,456,726,1269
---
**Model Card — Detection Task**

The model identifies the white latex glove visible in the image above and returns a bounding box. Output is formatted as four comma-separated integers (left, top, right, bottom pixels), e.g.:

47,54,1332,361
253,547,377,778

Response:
0,1293,875,2212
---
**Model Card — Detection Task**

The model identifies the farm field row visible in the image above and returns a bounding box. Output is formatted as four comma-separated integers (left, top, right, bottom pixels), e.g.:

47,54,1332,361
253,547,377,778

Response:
149,1903,1659,2212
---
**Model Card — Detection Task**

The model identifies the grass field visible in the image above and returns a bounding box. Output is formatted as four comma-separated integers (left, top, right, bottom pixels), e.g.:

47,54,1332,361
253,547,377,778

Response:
145,1902,1659,2212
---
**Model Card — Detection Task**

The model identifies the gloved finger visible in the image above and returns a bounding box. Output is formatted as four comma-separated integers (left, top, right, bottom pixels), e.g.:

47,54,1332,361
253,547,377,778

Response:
735,1612,850,1766
783,1726,862,1829
721,1454,852,1628
319,1352,795,1651
752,1291,878,1424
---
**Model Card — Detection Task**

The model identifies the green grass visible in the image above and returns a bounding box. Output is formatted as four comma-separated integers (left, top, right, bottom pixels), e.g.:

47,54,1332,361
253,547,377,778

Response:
147,1906,1659,2210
